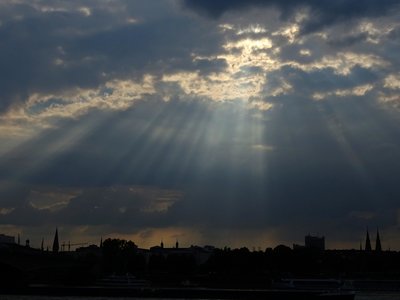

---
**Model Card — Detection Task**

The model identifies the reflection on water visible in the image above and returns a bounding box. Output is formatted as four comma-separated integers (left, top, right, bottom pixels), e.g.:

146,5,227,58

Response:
356,293,400,300
1,297,157,300
0,297,149,300
2,294,400,300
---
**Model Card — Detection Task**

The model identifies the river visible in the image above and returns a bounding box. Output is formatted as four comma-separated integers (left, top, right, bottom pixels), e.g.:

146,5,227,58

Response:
2,293,400,300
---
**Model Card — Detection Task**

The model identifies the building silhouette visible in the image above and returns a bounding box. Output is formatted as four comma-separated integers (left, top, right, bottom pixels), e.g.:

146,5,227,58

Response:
305,235,325,251
364,228,382,252
0,233,15,244
365,228,372,252
52,228,59,253
376,228,382,252
148,241,213,265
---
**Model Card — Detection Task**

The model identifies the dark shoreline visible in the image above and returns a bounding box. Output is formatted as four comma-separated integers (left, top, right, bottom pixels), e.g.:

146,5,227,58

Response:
0,286,355,299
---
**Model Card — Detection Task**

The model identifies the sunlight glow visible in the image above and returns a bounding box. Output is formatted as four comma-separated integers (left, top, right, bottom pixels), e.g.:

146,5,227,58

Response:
223,37,273,52
272,24,300,44
384,74,400,89
237,24,267,35
294,52,388,75
313,84,374,100
0,75,157,138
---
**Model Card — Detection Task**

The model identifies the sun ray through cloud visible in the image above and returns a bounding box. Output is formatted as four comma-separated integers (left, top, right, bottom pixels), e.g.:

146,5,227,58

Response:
1,0,400,251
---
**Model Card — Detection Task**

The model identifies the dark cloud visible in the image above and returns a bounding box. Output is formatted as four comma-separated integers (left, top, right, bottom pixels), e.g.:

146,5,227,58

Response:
183,0,400,33
54,186,181,228
0,182,30,208
327,32,370,48
266,66,379,97
0,2,223,112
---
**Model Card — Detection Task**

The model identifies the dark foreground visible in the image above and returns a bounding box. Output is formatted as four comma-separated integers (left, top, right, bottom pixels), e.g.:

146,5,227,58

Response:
0,286,355,300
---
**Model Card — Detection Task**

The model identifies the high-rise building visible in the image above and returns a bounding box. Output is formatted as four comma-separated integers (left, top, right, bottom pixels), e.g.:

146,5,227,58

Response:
305,235,325,251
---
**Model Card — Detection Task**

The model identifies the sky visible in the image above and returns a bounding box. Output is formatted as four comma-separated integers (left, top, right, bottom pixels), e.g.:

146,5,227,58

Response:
1,0,400,250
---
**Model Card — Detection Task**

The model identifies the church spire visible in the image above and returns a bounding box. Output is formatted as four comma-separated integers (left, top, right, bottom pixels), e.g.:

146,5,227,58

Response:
365,228,372,252
376,228,382,252
52,228,59,253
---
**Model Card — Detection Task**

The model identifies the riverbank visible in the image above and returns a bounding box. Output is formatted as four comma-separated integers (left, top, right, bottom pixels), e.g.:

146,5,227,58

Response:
0,285,355,299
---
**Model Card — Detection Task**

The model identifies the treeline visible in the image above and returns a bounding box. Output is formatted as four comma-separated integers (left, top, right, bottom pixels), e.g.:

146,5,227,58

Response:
89,239,400,286
2,239,400,288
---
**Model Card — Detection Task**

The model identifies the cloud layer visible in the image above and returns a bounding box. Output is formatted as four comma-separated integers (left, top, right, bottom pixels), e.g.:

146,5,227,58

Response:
183,0,400,32
1,0,400,249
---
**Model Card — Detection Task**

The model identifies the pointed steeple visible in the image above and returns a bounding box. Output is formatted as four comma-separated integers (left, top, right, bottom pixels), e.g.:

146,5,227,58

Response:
365,228,372,252
376,228,382,252
176,240,179,249
41,238,44,251
52,228,59,253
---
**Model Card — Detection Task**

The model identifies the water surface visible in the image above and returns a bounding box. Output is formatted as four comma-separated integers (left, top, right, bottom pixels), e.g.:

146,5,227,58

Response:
2,293,400,300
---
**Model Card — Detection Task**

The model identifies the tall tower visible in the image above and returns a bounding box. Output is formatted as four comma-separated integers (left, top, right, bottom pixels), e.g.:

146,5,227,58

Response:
365,228,372,252
52,228,59,253
376,228,382,252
